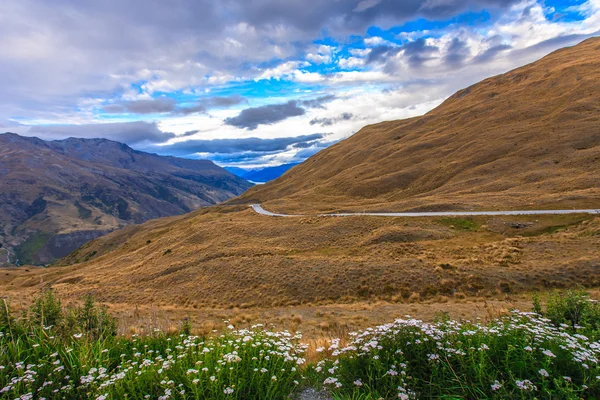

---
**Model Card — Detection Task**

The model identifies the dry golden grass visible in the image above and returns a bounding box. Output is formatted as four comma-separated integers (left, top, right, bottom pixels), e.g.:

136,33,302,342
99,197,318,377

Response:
2,206,599,311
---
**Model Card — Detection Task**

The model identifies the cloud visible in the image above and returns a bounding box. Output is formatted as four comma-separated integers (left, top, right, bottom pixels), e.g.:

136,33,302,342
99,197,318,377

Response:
310,113,354,126
102,95,247,116
401,38,439,67
25,121,175,145
366,45,402,64
225,101,306,130
299,95,337,109
444,37,470,66
224,95,338,130
103,98,177,114
154,134,325,156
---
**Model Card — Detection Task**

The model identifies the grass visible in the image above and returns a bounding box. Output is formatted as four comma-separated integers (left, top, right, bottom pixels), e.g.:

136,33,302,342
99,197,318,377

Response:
310,290,600,399
0,292,306,400
14,231,53,266
437,217,479,231
2,290,600,399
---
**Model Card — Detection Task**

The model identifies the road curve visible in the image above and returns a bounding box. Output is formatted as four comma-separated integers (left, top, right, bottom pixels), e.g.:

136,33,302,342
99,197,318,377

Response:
251,204,600,218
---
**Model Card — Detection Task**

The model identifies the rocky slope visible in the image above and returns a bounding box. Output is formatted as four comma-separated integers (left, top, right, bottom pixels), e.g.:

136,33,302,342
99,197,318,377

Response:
0,134,251,265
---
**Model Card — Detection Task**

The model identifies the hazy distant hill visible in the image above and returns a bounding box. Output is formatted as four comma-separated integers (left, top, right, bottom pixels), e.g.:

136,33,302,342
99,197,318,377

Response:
225,163,300,183
239,37,600,213
0,133,252,265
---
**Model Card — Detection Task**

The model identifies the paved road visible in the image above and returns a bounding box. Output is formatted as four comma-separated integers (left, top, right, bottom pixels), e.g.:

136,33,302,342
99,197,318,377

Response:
251,204,600,218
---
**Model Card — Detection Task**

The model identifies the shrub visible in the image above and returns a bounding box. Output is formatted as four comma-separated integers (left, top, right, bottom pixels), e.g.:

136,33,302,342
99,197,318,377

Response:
535,289,600,335
29,289,63,329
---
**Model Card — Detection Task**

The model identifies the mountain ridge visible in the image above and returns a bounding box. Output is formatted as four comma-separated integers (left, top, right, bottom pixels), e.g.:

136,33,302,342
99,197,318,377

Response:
0,133,251,265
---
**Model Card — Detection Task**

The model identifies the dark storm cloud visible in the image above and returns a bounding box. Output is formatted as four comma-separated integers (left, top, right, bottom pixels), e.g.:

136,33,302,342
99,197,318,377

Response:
402,38,439,67
103,95,247,116
444,38,471,67
299,95,337,109
238,0,521,34
176,95,248,115
102,98,178,114
224,101,306,130
26,121,175,145
224,95,338,130
310,113,354,127
154,134,325,156
473,44,513,63
367,45,402,64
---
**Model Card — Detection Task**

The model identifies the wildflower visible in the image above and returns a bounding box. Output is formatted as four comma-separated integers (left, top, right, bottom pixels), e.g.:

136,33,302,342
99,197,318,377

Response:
542,349,556,358
73,333,83,339
539,369,549,377
224,387,234,395
271,376,277,382
563,376,572,382
210,376,216,382
515,380,537,391
354,380,363,386
491,380,502,391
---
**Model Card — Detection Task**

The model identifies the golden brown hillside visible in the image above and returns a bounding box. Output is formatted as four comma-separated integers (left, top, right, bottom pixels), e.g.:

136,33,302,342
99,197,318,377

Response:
2,39,600,334
238,37,600,213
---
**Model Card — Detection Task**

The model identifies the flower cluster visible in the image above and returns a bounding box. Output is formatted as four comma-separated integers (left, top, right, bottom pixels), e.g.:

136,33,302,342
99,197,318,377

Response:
313,311,600,398
0,324,306,400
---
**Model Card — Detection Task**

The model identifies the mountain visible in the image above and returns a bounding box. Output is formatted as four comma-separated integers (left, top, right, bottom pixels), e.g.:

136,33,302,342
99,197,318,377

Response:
0,133,252,265
238,37,600,213
3,38,600,313
225,163,300,183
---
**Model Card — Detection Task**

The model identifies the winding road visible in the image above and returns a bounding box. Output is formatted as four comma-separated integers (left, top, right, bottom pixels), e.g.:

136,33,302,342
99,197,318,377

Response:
251,204,600,218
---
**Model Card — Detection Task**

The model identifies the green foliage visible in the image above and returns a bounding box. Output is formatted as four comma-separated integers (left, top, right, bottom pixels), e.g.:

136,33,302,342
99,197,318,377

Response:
14,231,53,265
2,291,600,399
64,294,118,340
437,217,479,231
74,201,92,219
181,317,192,336
313,310,600,399
0,297,305,400
535,289,600,334
0,298,15,335
29,289,63,329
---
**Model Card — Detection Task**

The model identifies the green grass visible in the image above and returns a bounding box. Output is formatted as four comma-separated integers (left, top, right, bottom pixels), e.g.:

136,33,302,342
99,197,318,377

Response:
14,231,53,265
437,217,479,231
75,201,92,219
2,290,600,399
0,292,306,400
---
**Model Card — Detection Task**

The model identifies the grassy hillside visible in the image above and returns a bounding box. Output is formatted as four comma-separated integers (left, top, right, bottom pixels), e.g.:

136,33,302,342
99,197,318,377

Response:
237,37,600,213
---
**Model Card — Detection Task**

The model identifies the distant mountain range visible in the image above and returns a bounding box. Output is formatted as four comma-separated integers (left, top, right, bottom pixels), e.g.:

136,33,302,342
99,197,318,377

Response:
0,133,252,265
225,163,300,183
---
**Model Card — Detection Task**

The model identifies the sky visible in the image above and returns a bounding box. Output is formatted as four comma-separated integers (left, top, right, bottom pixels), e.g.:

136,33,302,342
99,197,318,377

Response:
1,0,599,168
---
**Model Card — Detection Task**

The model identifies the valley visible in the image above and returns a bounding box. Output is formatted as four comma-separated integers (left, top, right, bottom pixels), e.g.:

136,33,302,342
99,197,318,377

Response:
2,1,600,398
